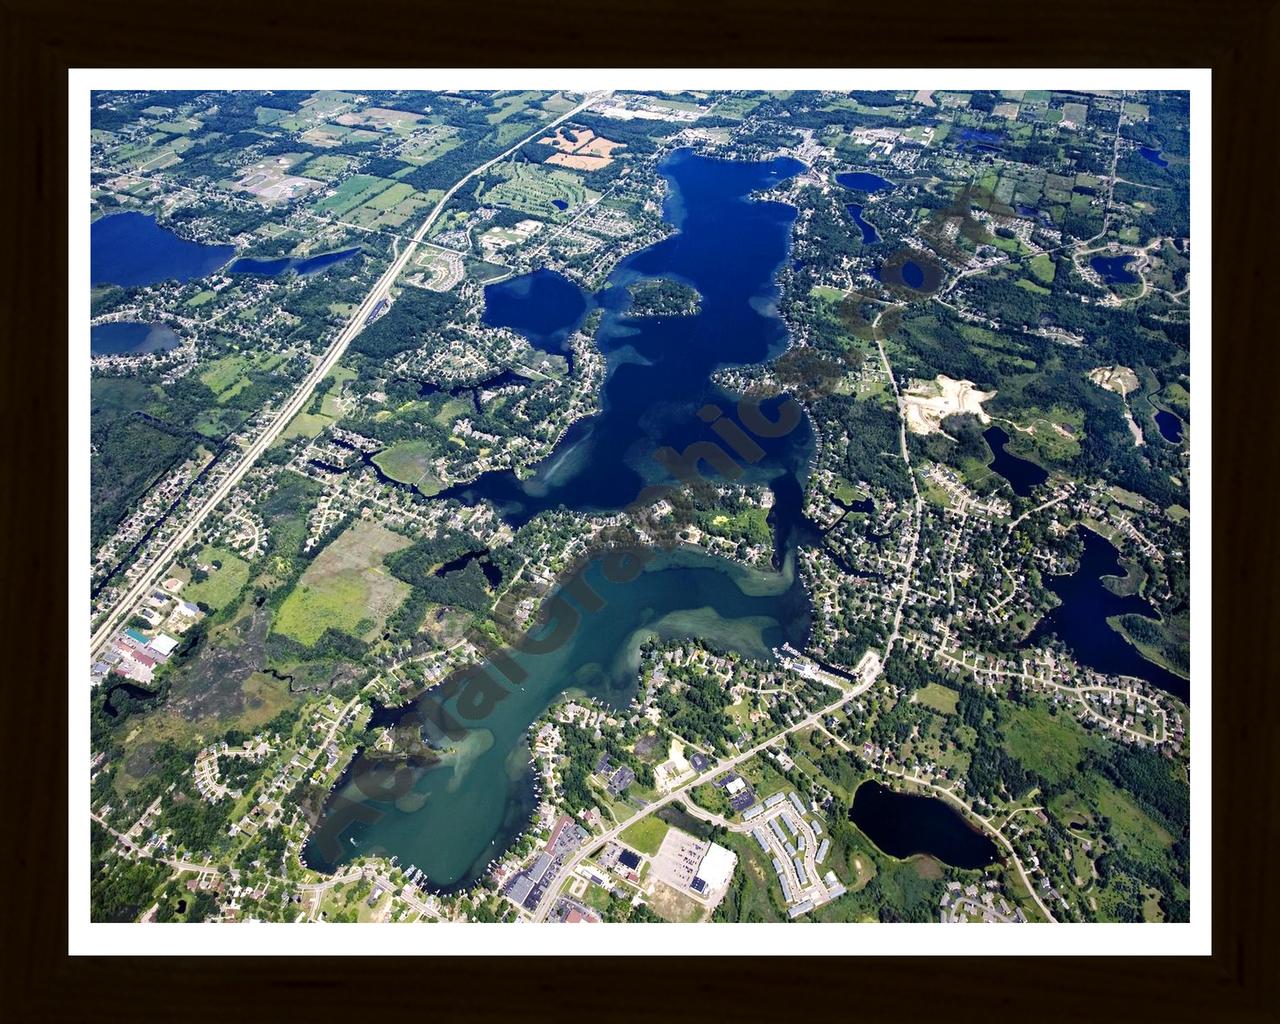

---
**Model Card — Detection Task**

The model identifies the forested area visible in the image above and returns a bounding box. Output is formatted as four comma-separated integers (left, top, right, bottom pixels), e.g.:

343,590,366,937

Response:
347,286,464,361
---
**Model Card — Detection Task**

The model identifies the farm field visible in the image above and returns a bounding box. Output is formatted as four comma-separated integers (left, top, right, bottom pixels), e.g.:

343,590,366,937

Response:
398,124,461,165
343,182,441,229
272,520,412,647
313,174,396,217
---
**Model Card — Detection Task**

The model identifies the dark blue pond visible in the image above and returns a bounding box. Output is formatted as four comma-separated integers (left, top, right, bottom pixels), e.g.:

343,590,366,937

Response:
1090,254,1139,286
850,781,1001,869
90,321,181,357
1138,146,1168,168
846,203,879,244
1028,527,1189,702
551,198,569,211
836,171,894,193
901,260,925,289
91,212,234,287
1154,409,1183,444
482,267,592,360
229,247,362,277
983,425,1047,497
957,127,1004,149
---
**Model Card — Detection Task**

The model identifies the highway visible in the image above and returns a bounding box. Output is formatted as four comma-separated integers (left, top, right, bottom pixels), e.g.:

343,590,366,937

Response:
89,92,607,661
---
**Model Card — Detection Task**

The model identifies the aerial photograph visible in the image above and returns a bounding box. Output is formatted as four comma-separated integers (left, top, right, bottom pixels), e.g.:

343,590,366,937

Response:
84,84,1194,931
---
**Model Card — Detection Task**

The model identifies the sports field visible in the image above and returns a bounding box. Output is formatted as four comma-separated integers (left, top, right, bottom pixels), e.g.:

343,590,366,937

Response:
481,162,597,216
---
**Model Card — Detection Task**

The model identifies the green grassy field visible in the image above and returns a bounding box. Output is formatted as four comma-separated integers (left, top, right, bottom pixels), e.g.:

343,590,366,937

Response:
371,439,444,494
198,351,284,405
832,477,868,505
915,682,959,715
298,154,353,181
619,815,670,856
713,832,785,922
183,546,250,611
197,355,247,396
273,520,412,647
1001,701,1106,785
313,174,396,217
486,90,544,124
275,410,333,444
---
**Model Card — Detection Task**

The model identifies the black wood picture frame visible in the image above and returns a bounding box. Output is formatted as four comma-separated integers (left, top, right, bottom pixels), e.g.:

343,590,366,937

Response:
3,1,1275,1019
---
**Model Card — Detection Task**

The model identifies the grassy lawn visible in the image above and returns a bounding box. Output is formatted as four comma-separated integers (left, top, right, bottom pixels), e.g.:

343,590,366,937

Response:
619,815,670,856
833,477,868,505
198,354,248,397
184,546,250,611
272,520,411,646
275,410,333,444
915,682,959,715
582,883,613,914
199,351,283,405
371,439,443,494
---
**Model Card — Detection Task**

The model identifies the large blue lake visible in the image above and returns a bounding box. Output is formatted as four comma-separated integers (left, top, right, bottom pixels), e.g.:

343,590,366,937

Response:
305,150,819,889
91,212,234,287
438,150,812,527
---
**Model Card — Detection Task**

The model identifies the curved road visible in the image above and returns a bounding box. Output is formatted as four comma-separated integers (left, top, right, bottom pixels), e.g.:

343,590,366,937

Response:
89,92,608,661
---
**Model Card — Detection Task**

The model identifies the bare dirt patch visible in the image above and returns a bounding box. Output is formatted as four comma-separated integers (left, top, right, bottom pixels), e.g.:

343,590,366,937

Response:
540,126,625,171
649,880,706,923
902,375,996,435
1087,365,1140,396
